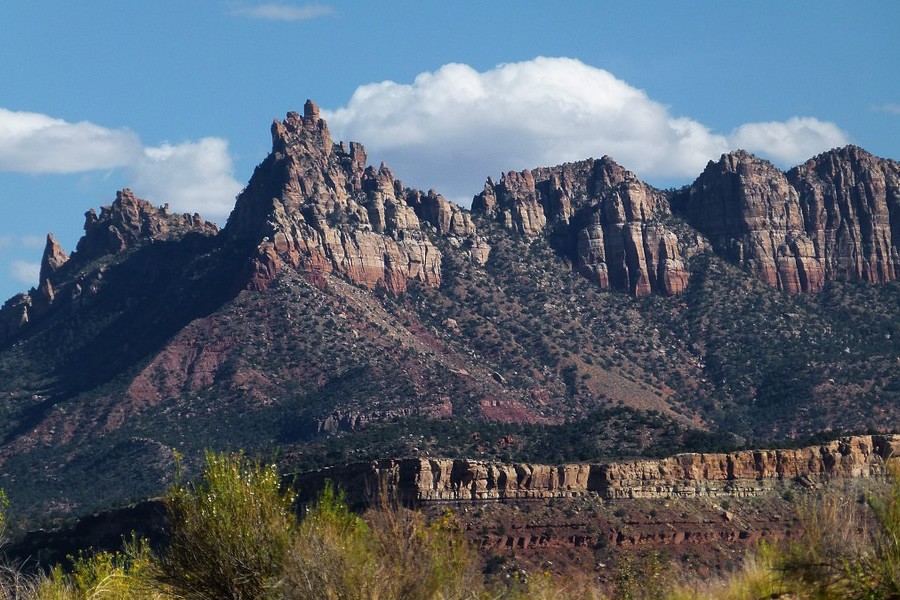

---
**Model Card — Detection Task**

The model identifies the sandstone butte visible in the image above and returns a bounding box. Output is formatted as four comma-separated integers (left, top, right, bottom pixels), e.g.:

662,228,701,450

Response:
294,434,900,505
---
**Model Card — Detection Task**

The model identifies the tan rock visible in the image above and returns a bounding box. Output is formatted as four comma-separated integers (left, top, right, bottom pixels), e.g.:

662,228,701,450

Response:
474,157,692,296
295,434,900,506
678,147,900,293
224,102,483,293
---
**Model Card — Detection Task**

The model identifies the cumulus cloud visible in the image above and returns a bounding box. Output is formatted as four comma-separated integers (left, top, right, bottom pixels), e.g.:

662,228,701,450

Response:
0,108,242,220
728,118,848,165
133,138,243,219
9,260,39,286
323,57,849,200
0,108,142,173
230,3,332,20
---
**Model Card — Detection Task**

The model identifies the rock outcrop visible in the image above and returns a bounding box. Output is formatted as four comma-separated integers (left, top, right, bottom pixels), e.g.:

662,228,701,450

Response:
295,434,900,505
472,158,694,296
75,189,217,261
788,145,900,287
0,190,218,344
39,234,69,286
675,147,900,293
224,100,486,293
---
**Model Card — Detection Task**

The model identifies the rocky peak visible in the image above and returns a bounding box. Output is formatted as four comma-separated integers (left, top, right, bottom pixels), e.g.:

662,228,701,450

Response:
270,101,333,161
787,145,900,286
0,190,218,344
675,147,900,293
36,233,70,303
225,102,486,293
473,157,693,296
39,234,69,287
75,189,217,262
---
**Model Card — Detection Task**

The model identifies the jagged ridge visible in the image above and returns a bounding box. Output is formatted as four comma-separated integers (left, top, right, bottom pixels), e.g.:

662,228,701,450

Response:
673,146,900,293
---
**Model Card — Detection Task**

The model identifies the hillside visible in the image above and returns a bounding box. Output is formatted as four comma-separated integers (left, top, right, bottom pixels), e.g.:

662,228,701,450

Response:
0,101,898,532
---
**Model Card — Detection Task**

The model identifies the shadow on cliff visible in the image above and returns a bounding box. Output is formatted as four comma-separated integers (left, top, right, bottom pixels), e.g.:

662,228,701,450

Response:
1,233,249,446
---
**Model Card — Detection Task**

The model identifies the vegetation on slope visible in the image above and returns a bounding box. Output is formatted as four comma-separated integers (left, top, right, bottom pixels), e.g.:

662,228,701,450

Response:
1,207,898,532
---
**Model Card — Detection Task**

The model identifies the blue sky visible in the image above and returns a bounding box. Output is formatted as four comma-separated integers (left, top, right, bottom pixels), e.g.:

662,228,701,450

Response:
1,1,898,301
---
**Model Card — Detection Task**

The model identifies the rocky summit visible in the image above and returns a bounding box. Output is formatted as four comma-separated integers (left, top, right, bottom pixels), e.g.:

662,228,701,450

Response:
673,146,900,293
224,100,486,293
0,102,898,533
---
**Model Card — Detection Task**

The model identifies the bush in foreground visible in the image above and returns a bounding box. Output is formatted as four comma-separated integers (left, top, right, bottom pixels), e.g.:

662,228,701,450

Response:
153,451,296,599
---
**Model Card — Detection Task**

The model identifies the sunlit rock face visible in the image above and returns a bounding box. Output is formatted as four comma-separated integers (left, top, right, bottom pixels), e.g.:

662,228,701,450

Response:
296,435,900,504
473,157,693,296
675,147,900,293
224,100,487,293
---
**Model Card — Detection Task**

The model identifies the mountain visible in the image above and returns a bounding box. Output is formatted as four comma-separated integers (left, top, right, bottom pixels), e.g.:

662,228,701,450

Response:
0,101,898,531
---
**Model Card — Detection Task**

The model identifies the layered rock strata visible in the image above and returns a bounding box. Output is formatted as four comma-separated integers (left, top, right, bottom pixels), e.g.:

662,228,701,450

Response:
294,434,899,505
675,147,900,293
472,158,694,296
224,100,487,293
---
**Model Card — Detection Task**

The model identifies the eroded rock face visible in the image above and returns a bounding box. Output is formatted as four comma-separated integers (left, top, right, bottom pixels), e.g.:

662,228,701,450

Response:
0,294,31,341
472,158,693,296
77,189,217,261
676,147,900,293
39,234,69,286
294,434,900,505
788,146,900,287
0,190,219,344
225,100,486,292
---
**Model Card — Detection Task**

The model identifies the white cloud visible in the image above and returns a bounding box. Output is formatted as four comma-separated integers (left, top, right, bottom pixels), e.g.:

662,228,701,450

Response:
133,138,243,219
230,3,332,20
0,108,142,173
323,57,849,201
9,260,39,286
0,108,242,221
874,103,900,115
728,118,848,165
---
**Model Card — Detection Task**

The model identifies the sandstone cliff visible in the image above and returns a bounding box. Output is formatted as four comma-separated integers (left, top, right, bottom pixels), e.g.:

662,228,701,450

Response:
788,145,900,286
295,434,900,505
224,100,487,293
674,147,900,293
472,158,696,296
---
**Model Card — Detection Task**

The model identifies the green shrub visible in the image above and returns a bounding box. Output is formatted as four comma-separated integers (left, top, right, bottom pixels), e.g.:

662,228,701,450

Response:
864,466,900,598
285,488,482,600
153,451,296,600
282,483,375,600
366,506,481,600
33,539,159,600
668,542,785,600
